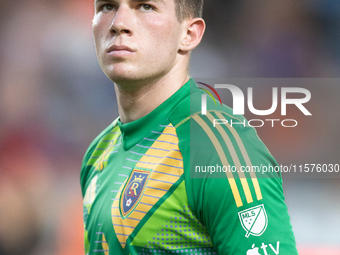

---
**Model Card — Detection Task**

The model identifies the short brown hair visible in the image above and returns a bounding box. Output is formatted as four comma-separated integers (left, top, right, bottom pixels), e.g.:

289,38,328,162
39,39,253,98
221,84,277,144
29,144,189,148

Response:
174,0,204,22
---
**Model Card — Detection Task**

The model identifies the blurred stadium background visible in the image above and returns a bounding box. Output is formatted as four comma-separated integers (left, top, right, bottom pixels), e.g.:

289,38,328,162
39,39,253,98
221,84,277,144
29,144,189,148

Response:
0,0,339,254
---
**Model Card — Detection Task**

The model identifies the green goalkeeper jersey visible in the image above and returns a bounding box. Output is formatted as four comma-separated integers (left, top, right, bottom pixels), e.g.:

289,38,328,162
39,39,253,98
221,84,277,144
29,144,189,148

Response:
81,79,298,255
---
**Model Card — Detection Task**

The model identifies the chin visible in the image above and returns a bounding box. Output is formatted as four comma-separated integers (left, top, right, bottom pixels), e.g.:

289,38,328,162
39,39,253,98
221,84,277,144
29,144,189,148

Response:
104,67,156,87
106,72,146,87
104,65,136,83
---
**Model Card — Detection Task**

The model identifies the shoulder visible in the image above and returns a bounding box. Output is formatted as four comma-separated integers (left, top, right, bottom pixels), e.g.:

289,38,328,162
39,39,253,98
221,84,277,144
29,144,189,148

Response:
168,83,282,206
169,83,275,172
80,119,119,195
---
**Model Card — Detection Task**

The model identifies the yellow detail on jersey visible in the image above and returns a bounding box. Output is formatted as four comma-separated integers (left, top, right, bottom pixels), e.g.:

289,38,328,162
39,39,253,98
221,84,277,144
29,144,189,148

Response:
206,112,253,204
112,182,135,248
102,234,109,255
88,126,121,171
95,148,111,171
214,111,263,201
175,116,191,128
83,175,98,212
111,125,184,248
192,114,243,207
146,179,173,191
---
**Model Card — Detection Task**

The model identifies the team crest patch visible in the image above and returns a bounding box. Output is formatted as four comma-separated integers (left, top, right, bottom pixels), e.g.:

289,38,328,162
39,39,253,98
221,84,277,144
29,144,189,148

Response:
238,204,268,238
120,169,150,218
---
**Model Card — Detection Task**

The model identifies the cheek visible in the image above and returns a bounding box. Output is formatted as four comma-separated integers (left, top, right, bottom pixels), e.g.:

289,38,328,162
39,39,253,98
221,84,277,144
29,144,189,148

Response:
92,15,108,51
145,18,181,51
92,15,100,39
92,28,102,45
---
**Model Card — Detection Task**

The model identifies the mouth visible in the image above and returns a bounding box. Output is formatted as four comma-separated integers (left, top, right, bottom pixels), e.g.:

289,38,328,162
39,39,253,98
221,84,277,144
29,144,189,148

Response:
107,45,135,58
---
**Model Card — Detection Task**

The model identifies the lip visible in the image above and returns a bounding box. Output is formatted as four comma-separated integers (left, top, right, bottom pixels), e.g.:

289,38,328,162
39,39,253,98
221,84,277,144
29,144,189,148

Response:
107,45,135,58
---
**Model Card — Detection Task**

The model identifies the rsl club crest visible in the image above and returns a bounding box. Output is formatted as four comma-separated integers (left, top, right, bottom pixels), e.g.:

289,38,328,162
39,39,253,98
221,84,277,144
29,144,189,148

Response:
238,204,268,238
120,169,150,218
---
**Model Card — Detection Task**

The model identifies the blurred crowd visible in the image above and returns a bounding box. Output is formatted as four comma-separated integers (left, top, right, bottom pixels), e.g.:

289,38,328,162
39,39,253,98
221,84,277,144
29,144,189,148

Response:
0,0,339,254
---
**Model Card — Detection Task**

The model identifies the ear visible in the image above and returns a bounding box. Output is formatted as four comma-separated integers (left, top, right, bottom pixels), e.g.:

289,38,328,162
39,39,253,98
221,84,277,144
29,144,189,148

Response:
179,18,206,52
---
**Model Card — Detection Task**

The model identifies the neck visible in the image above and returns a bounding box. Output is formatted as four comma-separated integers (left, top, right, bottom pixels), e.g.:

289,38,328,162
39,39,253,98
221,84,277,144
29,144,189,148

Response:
115,61,189,123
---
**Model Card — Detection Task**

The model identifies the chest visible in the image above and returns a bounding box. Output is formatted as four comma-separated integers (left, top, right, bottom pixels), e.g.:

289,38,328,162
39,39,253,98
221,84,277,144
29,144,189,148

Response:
83,125,190,249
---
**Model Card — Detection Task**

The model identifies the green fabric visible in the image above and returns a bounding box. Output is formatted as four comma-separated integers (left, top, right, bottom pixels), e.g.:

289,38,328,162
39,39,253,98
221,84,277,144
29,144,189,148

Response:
117,80,191,151
130,181,214,250
80,78,298,255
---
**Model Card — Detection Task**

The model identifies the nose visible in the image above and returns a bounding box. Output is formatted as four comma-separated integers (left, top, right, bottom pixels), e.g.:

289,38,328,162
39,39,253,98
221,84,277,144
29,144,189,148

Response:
110,5,133,36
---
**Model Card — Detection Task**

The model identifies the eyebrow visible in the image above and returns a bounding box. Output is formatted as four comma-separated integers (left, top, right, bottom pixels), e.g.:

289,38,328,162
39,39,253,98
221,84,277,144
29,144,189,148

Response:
95,0,115,4
95,0,165,4
131,0,165,3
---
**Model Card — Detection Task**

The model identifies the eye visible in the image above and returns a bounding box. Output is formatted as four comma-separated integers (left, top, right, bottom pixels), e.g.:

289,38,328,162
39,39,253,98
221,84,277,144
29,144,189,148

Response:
98,3,115,13
139,4,155,12
102,4,114,12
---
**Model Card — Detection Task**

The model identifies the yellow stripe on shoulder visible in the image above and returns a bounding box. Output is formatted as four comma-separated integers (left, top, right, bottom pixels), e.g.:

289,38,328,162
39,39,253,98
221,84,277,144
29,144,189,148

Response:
192,114,243,208
214,111,263,201
206,112,253,204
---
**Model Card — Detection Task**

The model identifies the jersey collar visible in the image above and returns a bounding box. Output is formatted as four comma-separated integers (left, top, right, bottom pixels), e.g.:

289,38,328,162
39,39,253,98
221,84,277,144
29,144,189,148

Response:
117,78,196,151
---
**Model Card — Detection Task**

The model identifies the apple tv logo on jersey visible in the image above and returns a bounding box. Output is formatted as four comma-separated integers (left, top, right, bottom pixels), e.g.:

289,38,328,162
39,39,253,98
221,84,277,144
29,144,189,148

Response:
247,244,261,255
247,241,280,255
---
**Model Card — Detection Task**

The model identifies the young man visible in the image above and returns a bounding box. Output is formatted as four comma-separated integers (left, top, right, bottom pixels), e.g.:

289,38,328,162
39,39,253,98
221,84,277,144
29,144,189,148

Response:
81,0,298,254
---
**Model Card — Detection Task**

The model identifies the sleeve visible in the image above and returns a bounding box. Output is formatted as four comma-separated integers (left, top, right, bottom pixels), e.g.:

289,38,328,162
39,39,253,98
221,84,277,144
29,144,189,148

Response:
181,111,298,255
80,122,117,254
80,121,116,197
80,143,97,197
